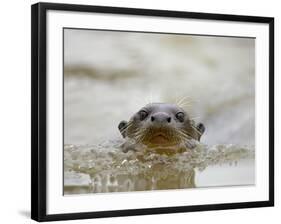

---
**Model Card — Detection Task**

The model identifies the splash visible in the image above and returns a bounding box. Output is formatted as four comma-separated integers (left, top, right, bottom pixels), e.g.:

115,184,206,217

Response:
64,142,254,194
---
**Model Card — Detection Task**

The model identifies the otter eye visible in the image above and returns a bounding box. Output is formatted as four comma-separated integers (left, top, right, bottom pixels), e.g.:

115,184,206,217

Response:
175,112,185,122
139,110,148,120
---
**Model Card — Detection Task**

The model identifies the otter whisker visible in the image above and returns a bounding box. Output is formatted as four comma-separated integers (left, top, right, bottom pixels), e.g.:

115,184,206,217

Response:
177,103,192,110
135,133,145,144
122,122,133,130
178,104,192,108
120,122,133,135
176,96,193,107
176,95,192,104
177,100,192,107
177,133,190,142
190,116,201,120
132,128,147,143
177,130,194,140
191,125,202,135
120,123,132,133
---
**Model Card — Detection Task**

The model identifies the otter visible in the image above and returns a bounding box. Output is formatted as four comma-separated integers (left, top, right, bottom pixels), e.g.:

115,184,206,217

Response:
118,103,205,154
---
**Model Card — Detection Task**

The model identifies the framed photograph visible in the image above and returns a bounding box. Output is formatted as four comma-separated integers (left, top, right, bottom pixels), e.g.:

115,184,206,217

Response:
31,2,274,222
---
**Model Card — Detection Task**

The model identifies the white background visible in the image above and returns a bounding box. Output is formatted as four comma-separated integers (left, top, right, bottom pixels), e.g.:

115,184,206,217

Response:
0,0,279,223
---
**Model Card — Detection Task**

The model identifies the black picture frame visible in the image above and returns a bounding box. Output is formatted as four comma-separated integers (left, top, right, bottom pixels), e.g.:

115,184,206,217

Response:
31,2,274,222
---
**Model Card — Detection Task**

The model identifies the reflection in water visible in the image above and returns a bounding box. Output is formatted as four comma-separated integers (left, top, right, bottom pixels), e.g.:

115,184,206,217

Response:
64,143,254,194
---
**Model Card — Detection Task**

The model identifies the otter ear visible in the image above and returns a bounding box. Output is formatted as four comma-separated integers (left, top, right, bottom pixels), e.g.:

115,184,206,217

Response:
197,123,205,135
118,120,128,138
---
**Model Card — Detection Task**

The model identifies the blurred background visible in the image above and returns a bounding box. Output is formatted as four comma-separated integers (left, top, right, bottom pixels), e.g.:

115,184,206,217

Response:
64,29,255,147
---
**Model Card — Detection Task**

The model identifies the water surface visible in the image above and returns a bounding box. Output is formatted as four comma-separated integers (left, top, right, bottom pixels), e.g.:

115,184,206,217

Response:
64,143,254,194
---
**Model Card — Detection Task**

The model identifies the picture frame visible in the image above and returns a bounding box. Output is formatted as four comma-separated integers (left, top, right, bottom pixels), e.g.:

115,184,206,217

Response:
31,2,274,222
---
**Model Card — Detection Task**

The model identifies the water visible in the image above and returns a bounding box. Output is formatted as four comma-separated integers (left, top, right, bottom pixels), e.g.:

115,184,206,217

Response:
63,29,255,194
64,143,254,194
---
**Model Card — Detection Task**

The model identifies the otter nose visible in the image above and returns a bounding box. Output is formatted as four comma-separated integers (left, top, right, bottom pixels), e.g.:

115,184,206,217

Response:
151,112,171,123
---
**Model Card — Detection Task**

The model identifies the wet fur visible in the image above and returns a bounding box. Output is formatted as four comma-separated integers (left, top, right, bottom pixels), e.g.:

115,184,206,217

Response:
118,103,205,153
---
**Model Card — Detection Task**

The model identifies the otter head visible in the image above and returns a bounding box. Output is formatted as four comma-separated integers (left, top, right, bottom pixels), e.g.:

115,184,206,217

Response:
118,103,205,148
